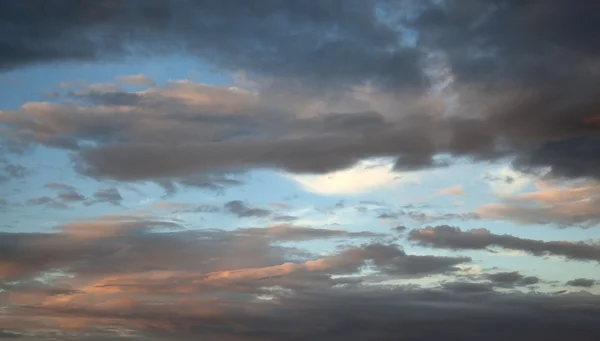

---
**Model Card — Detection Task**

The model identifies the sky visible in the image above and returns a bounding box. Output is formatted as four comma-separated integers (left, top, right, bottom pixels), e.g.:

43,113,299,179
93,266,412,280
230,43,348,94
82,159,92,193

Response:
1,1,600,340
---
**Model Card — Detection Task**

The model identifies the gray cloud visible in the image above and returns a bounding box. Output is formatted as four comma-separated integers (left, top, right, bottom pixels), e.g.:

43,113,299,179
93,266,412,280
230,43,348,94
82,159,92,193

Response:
0,2,598,182
25,196,54,206
56,189,86,202
378,209,480,223
88,187,123,206
485,271,539,288
4,164,27,178
409,225,600,262
566,278,596,288
234,224,384,242
1,215,599,340
0,0,423,91
224,200,272,218
0,164,28,184
4,281,600,341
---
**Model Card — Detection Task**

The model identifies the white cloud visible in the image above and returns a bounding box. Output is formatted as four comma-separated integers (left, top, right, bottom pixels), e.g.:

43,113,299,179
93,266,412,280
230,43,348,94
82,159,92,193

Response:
485,166,536,197
282,158,419,195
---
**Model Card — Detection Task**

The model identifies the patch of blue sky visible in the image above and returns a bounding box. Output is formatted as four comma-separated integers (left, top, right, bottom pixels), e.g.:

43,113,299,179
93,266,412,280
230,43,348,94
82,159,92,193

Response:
0,55,231,109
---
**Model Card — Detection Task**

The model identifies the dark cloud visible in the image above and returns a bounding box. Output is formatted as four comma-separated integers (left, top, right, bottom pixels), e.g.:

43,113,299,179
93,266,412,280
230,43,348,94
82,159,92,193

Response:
72,112,446,180
178,174,244,194
566,278,596,288
224,200,272,218
0,0,423,90
440,281,495,294
409,225,600,262
88,187,123,206
392,225,408,233
408,0,600,179
4,282,600,341
1,214,599,340
485,271,539,288
0,330,20,339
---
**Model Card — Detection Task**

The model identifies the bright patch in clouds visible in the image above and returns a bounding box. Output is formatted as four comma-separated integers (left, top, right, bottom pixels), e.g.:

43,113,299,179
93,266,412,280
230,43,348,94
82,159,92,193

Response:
283,158,418,195
486,166,536,197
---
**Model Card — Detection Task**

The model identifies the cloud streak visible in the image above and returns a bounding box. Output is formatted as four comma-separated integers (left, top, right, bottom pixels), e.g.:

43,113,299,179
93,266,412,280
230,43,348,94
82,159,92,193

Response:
409,225,600,262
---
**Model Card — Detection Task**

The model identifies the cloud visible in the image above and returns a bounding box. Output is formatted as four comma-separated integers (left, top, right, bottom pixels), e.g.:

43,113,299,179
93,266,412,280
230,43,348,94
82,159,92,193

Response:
284,158,417,195
409,225,600,262
233,224,384,241
485,271,539,288
484,167,533,196
116,74,155,87
3,2,600,339
23,183,87,209
565,278,596,288
438,184,465,197
0,1,423,90
224,200,272,218
0,1,599,186
1,212,599,340
477,183,600,226
3,164,27,178
5,279,600,341
87,187,123,206
25,196,54,206
377,209,480,224
0,164,28,184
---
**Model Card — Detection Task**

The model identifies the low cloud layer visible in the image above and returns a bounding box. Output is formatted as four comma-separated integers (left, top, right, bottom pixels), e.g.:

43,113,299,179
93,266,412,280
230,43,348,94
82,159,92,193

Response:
1,216,599,340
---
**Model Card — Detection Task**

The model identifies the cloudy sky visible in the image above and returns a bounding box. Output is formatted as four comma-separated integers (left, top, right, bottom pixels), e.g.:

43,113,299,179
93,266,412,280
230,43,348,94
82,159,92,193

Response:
1,1,600,340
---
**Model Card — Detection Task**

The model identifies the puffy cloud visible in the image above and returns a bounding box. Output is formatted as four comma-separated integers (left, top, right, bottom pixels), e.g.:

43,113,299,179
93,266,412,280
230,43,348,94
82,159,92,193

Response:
409,225,600,262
